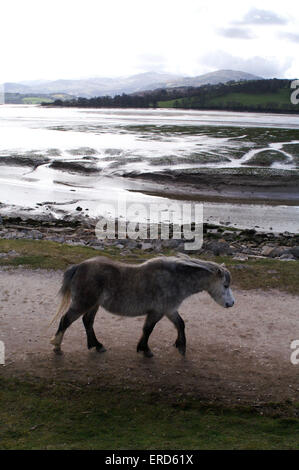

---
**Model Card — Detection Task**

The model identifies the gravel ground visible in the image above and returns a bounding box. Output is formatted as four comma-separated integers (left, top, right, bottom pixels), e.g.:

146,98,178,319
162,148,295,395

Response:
0,268,298,404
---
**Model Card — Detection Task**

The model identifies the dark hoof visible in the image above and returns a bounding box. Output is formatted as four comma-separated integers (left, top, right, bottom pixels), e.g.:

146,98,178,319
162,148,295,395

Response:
53,347,63,355
137,344,154,358
174,341,186,356
96,345,106,353
143,349,154,358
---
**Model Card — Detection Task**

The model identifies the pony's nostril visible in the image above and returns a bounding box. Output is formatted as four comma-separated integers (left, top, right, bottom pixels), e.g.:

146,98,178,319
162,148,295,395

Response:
225,302,234,308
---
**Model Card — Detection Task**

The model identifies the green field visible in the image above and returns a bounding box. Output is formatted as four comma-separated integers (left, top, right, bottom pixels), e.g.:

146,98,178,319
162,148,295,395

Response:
1,377,298,450
208,89,291,107
158,88,294,111
22,97,54,104
5,92,74,104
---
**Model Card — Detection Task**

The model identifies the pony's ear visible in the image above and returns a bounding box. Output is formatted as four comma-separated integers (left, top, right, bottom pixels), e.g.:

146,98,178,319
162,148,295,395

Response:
176,257,214,274
217,267,223,277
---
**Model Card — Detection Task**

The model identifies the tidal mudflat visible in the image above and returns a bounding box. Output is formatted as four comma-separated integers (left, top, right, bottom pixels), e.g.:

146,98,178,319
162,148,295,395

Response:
0,105,299,233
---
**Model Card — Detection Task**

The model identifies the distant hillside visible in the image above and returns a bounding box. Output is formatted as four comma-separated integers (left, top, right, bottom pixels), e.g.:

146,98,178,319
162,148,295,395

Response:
4,70,262,98
4,73,182,98
163,69,262,88
46,79,299,114
5,92,75,104
157,79,298,113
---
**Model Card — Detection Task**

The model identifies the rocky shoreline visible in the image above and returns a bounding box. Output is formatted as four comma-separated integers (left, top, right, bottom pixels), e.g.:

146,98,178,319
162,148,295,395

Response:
0,215,298,262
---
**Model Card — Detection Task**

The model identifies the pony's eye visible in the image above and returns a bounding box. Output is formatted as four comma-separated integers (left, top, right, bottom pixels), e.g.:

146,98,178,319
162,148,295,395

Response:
224,284,229,289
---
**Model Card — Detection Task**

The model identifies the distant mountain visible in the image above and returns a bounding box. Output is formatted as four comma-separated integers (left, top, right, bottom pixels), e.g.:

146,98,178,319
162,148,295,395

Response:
169,70,262,88
4,70,263,98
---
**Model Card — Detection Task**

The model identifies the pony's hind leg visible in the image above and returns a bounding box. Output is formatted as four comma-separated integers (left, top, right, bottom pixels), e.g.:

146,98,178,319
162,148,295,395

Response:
137,311,163,358
50,304,84,354
166,310,186,356
82,306,106,353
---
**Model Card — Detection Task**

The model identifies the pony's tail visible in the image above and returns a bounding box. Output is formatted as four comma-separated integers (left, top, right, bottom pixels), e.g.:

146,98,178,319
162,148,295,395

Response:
49,264,79,327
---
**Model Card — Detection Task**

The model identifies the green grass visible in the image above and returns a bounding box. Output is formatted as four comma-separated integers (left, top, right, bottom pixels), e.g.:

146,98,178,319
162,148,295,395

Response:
203,254,299,295
22,97,54,104
208,89,291,107
158,88,294,110
158,99,182,108
0,238,126,270
0,377,298,450
0,238,299,294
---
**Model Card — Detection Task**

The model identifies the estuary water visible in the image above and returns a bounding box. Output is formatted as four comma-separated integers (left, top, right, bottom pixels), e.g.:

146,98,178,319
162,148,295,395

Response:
0,105,299,233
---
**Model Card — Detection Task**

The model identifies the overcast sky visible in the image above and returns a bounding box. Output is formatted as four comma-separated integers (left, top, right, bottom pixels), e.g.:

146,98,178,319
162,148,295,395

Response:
1,0,298,82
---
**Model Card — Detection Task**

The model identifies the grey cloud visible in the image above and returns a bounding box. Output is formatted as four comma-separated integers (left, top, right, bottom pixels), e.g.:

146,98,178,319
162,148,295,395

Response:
237,8,288,25
217,27,256,39
201,51,292,78
279,32,299,43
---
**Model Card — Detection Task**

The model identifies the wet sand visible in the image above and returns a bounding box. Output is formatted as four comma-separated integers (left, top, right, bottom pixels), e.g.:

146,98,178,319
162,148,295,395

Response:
1,171,299,233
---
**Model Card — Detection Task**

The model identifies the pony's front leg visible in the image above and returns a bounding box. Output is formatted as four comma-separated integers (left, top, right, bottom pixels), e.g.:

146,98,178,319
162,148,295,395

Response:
137,311,163,358
166,310,186,356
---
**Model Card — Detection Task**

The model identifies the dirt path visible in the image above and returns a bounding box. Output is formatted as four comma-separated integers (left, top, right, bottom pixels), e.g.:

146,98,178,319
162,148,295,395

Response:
0,268,298,404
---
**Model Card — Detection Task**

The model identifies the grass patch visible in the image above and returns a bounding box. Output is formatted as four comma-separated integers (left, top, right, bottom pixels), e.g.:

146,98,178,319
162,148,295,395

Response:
201,254,299,295
0,377,298,450
22,97,54,104
207,89,291,107
0,238,150,270
158,89,294,111
0,239,101,270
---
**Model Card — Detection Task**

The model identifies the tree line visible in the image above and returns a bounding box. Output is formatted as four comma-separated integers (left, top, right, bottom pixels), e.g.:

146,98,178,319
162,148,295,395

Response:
43,79,298,113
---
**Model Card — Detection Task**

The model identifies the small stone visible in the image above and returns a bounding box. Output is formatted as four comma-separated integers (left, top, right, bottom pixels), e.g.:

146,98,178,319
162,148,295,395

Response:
140,242,153,251
222,230,234,236
269,246,290,258
30,230,43,240
66,241,85,247
205,240,235,256
161,239,182,249
290,246,299,259
122,239,138,250
115,243,125,249
233,254,248,261
261,245,274,256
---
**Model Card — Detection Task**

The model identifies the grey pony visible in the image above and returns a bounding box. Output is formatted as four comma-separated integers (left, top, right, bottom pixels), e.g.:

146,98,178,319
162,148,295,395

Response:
50,254,235,357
